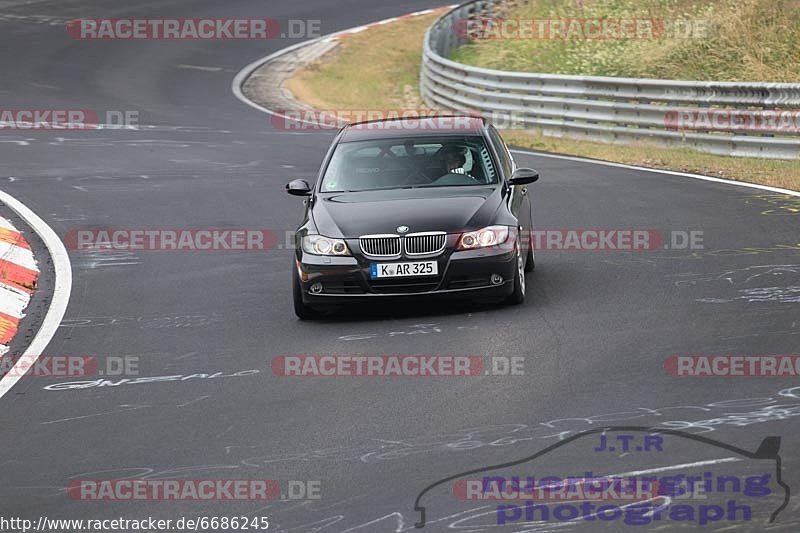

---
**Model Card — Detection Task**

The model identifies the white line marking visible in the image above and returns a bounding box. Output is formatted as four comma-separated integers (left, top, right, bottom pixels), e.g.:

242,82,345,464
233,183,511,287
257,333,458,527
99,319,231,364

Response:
177,395,210,408
41,405,149,424
0,191,72,400
510,148,800,196
614,457,741,477
177,64,223,72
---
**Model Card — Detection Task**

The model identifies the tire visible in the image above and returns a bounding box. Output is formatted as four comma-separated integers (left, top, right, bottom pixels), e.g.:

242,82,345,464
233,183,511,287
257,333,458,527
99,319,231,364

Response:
505,242,526,305
293,266,322,320
524,232,535,272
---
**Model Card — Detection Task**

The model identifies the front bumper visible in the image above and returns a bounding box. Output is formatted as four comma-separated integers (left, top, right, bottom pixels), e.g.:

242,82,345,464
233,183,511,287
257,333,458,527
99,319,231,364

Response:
295,240,517,306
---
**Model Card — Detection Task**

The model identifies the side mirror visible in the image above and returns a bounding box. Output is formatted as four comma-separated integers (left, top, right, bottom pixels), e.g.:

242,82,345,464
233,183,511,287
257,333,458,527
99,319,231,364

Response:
508,168,539,185
286,179,312,196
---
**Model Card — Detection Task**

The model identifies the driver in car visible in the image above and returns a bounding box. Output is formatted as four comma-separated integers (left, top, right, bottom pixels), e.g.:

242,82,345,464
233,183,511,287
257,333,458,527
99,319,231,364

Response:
441,145,467,176
432,145,482,185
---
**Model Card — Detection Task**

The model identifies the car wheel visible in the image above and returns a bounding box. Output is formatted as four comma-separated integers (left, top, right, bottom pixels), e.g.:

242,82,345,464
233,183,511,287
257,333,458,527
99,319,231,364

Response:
524,232,535,272
293,265,322,320
505,242,526,305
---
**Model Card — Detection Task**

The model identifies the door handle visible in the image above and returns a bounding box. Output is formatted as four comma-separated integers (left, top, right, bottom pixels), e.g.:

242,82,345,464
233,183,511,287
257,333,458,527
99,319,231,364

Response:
521,187,528,195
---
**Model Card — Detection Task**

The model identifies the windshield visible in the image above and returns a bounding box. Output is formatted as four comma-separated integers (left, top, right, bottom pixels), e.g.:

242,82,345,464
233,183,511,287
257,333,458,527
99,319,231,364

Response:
320,136,499,192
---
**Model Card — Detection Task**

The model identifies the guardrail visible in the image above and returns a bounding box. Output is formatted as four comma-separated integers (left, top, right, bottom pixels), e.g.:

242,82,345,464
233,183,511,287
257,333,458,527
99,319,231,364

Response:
421,0,800,159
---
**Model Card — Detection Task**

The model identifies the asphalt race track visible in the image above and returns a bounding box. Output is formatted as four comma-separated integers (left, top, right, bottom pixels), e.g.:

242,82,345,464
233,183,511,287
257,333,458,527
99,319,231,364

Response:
0,0,798,531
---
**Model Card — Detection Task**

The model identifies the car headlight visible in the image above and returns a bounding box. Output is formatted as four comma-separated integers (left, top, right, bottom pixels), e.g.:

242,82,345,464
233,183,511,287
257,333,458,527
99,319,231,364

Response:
457,225,510,250
302,235,351,256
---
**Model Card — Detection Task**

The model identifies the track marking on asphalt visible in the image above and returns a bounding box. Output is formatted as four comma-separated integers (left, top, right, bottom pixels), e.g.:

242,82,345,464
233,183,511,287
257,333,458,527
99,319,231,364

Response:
612,456,741,477
511,149,800,197
177,64,223,72
177,395,210,408
0,190,72,400
41,404,150,425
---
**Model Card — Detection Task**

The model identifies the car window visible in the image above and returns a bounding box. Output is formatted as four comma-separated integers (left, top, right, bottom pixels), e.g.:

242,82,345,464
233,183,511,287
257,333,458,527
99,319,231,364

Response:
487,125,514,177
320,136,499,192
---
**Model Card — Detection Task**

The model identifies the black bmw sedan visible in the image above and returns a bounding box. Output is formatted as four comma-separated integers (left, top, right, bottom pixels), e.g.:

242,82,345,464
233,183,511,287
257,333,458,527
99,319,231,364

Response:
286,115,539,319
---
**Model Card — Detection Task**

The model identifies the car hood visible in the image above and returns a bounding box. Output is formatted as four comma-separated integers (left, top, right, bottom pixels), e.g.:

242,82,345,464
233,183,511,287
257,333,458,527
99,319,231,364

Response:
312,186,503,238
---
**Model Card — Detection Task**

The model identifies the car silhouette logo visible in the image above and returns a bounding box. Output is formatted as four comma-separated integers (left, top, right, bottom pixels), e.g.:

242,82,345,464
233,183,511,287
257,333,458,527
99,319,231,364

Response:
397,225,410,234
413,426,791,528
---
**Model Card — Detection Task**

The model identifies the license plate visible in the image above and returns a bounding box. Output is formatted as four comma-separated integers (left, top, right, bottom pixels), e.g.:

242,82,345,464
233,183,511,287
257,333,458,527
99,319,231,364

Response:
370,261,438,279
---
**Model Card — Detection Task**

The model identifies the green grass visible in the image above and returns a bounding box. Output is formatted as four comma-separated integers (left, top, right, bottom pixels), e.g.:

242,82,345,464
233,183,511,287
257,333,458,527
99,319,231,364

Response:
286,13,439,110
451,0,800,81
